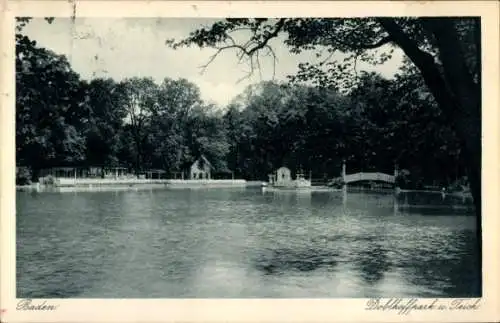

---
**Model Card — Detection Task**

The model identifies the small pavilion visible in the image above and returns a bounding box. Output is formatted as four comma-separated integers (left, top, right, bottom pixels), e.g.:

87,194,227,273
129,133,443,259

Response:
39,166,130,179
189,155,213,180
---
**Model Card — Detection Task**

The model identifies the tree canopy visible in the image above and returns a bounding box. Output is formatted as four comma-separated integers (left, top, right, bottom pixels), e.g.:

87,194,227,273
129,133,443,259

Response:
16,17,478,196
16,33,89,174
169,17,481,214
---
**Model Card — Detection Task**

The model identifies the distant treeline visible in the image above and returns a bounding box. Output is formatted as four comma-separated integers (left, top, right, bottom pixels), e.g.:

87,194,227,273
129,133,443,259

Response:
16,32,466,187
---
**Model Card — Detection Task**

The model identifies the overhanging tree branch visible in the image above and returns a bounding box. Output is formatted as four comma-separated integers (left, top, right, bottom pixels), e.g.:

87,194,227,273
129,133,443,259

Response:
197,19,286,79
330,35,392,50
376,18,457,119
360,36,393,49
246,18,286,55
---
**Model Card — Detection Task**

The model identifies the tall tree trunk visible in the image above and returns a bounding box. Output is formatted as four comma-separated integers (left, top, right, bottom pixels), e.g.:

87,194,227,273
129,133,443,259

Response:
379,18,481,214
420,18,481,218
379,18,482,294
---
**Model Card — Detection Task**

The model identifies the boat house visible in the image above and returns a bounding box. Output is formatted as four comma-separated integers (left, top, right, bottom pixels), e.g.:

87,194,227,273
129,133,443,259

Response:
190,155,213,180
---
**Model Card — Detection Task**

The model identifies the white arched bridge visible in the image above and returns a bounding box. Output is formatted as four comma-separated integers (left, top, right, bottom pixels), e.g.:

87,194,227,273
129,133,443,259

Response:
340,162,398,186
343,172,395,184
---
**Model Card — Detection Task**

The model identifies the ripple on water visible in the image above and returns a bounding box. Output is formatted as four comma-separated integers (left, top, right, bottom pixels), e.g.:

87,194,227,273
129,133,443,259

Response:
16,189,480,298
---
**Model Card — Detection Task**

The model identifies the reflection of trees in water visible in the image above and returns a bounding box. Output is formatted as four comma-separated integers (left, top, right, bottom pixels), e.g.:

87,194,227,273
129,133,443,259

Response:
336,192,395,285
267,191,312,205
17,192,130,298
253,247,338,275
355,240,391,284
342,191,395,214
349,233,391,285
20,261,100,298
311,192,343,207
395,192,475,216
262,192,314,219
398,230,480,297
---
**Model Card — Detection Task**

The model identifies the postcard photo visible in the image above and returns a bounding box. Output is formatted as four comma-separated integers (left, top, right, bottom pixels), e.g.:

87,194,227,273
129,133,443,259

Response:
1,1,499,322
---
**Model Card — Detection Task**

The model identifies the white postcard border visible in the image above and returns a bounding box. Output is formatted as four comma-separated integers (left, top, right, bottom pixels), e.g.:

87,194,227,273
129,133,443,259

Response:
1,1,499,323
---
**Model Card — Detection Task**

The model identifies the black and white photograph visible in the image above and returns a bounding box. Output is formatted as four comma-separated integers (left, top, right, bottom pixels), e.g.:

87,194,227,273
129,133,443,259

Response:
2,1,499,322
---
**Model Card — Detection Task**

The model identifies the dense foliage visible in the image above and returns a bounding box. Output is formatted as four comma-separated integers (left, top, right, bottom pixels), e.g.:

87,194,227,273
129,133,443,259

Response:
16,33,89,178
16,40,466,187
15,17,468,190
169,17,481,214
222,76,463,187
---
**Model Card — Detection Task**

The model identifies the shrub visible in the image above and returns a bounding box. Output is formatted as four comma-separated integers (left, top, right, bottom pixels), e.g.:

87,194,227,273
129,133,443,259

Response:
395,169,411,189
16,167,32,186
448,176,469,192
328,177,345,188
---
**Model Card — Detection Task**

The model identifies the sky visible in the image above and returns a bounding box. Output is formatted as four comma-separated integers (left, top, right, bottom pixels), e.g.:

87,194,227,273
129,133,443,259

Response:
23,18,405,108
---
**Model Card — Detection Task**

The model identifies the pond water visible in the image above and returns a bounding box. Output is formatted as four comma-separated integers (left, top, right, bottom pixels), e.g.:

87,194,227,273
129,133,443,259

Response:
16,188,480,298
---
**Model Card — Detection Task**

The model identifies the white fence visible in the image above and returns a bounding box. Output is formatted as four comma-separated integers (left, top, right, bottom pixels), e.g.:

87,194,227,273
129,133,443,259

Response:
167,179,247,188
55,178,170,187
54,178,247,188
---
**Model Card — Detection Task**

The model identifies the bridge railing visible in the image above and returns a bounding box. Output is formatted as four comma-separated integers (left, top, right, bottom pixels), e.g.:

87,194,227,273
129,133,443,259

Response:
344,172,395,184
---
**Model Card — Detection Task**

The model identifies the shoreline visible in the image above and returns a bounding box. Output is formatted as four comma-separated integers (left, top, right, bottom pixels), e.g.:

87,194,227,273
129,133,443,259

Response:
16,179,264,192
16,180,472,198
398,188,473,199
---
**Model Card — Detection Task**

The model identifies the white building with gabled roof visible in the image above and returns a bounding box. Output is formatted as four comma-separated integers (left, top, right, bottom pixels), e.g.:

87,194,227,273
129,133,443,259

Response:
189,155,213,180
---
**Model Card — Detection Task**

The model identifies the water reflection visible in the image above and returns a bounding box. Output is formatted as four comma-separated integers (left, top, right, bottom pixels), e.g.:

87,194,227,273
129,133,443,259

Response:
17,192,130,297
355,238,391,285
399,229,480,297
17,188,480,298
254,247,338,275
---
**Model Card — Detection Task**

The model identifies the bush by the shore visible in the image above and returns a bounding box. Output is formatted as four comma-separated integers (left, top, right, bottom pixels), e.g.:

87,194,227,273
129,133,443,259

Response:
328,177,345,189
16,167,32,186
395,169,469,192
